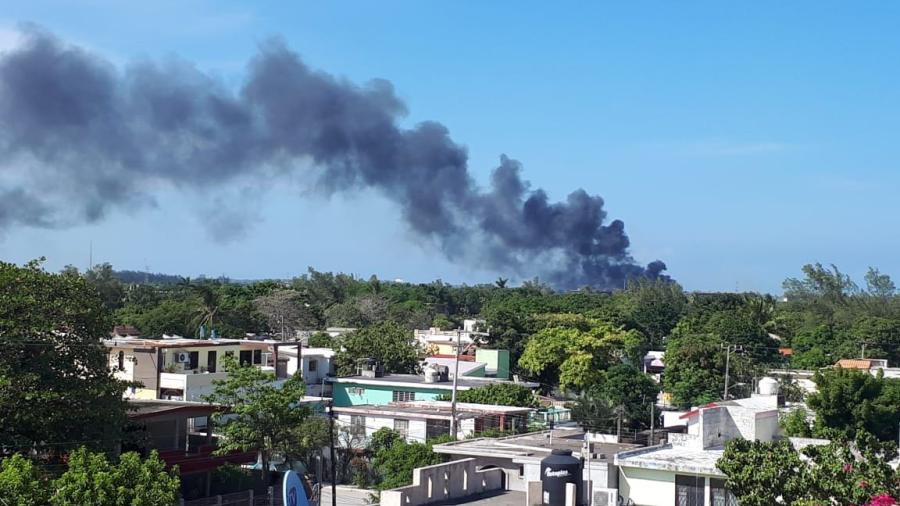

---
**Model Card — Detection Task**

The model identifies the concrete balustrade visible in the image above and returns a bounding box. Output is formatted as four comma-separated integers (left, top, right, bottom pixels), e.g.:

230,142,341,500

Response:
380,458,504,506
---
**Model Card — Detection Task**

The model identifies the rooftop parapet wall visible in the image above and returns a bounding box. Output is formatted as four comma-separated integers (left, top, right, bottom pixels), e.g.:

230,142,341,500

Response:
379,458,503,506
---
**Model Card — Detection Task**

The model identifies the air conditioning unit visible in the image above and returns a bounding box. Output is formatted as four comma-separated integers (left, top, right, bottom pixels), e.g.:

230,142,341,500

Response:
593,488,618,506
177,352,190,363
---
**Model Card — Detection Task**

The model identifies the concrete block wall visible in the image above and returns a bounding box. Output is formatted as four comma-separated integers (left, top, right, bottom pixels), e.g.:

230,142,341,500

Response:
380,458,503,506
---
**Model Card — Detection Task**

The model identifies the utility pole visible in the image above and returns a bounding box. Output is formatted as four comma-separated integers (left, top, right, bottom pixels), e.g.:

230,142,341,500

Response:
328,404,336,506
615,405,624,443
649,402,655,446
722,344,743,400
449,328,462,439
862,341,867,359
584,439,593,506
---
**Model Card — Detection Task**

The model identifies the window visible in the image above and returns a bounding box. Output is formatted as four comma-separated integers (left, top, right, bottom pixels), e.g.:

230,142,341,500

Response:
207,350,217,373
393,419,409,439
392,390,416,402
308,359,318,372
253,349,262,365
675,475,705,506
117,351,125,370
710,478,738,506
350,416,366,436
425,419,450,440
239,350,252,366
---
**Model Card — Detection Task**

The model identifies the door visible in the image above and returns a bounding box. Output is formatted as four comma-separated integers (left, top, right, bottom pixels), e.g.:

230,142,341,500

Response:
188,351,199,370
207,350,217,373
675,475,704,506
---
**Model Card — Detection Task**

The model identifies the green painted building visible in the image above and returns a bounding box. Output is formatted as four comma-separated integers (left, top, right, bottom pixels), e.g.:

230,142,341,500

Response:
329,373,537,408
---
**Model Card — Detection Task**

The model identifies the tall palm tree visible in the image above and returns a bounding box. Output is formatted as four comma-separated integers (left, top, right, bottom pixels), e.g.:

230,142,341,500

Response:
189,283,220,338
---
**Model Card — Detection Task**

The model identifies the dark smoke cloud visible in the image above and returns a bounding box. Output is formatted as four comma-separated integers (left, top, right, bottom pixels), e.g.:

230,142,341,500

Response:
0,27,667,289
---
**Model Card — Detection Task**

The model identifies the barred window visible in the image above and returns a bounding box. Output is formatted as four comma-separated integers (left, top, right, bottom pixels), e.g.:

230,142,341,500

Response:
350,415,366,436
392,390,416,402
394,419,409,439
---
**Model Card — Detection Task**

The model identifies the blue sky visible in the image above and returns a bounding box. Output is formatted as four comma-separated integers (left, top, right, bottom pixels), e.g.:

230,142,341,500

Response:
2,1,899,293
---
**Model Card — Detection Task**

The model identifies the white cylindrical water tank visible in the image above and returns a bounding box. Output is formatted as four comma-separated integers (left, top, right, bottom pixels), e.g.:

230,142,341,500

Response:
758,376,779,396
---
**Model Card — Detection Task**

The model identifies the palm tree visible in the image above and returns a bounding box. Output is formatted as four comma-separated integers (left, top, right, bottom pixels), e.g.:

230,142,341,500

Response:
494,277,508,289
189,283,220,339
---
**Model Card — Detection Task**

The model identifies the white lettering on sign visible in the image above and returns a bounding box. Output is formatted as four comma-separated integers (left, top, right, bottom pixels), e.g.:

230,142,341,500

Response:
544,468,570,478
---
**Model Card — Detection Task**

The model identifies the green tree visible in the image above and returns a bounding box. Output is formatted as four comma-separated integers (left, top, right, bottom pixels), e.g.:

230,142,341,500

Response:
0,260,128,458
431,314,455,331
780,406,813,438
333,322,421,376
84,263,126,311
661,333,725,408
51,447,179,506
806,367,900,441
188,282,221,337
719,434,899,506
437,383,538,408
617,278,687,348
307,332,335,348
367,429,444,490
581,365,659,429
718,438,811,506
204,356,313,485
0,454,48,506
518,319,647,391
118,297,196,338
570,392,614,434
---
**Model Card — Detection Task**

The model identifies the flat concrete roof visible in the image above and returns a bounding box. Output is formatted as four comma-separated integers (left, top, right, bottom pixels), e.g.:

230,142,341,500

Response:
615,436,831,477
423,357,487,376
105,337,270,349
277,346,336,358
127,399,218,419
328,374,538,390
615,443,725,476
333,401,533,421
433,428,637,463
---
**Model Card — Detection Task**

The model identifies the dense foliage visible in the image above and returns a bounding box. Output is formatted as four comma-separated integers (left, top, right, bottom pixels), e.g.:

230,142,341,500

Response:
806,367,900,441
437,383,539,407
334,321,422,376
365,428,445,490
719,433,899,506
0,261,129,458
204,356,321,485
0,448,179,506
518,316,648,391
572,365,659,430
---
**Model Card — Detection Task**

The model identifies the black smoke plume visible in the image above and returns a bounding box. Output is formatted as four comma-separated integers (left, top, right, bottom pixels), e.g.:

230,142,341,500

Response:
0,27,666,289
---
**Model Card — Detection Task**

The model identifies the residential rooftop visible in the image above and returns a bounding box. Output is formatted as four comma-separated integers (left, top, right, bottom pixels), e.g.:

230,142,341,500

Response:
423,357,486,376
433,428,637,463
332,400,533,421
327,373,538,390
275,346,336,358
104,336,270,349
127,399,218,419
615,436,830,477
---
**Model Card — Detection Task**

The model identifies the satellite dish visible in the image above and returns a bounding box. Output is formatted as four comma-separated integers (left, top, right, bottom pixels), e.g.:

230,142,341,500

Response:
282,471,309,506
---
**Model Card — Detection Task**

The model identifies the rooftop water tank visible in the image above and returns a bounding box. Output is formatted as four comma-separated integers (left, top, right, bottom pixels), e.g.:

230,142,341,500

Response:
540,449,582,505
758,376,779,396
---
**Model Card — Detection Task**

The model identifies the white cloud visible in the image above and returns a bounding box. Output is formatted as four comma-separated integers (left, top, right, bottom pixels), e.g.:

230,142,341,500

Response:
0,25,23,52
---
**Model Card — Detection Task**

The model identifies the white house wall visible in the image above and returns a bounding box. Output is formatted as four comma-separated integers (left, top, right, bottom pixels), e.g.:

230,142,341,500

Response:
336,414,430,445
619,466,675,506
